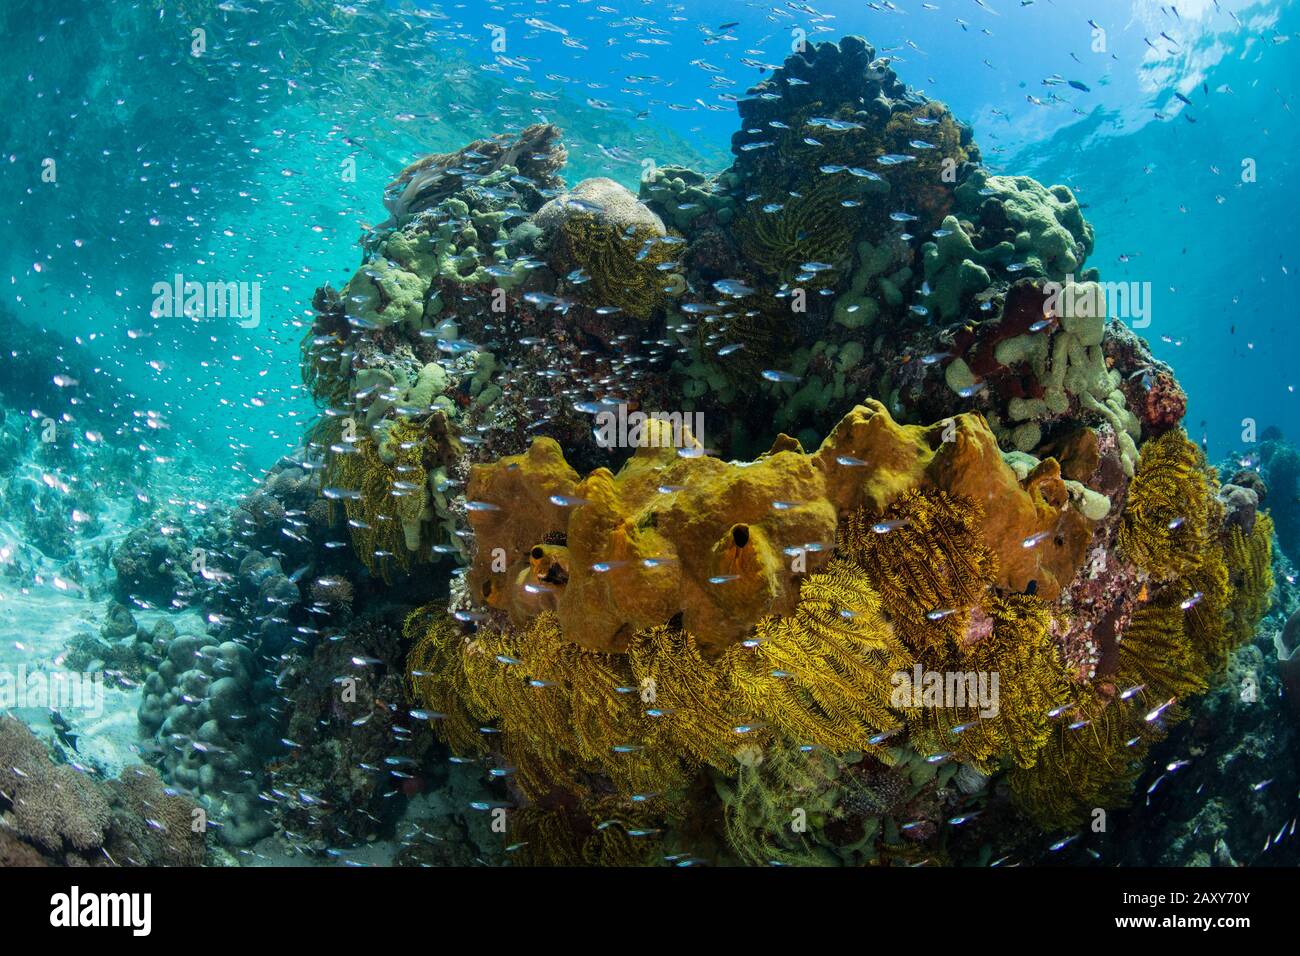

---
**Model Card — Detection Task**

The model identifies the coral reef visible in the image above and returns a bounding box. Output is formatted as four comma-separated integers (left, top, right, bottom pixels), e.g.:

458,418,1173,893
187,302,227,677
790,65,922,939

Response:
100,28,1274,869
401,384,1273,861
268,606,438,850
0,717,206,866
534,177,683,321
110,521,197,609
1259,434,1300,564
138,628,281,846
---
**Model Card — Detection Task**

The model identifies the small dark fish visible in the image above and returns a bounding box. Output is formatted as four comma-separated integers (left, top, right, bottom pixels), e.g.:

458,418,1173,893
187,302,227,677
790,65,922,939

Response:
50,710,79,753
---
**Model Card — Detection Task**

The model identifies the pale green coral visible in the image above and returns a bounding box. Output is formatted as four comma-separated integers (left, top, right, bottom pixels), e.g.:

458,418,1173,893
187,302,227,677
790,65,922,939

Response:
965,280,1140,473
1065,480,1112,521
769,342,858,435
676,343,738,403
382,230,439,278
943,356,978,395
355,367,399,428
403,362,448,411
833,241,886,330
920,216,1012,322
467,350,496,397
640,164,736,230
342,257,428,330
1010,421,1042,453
956,170,1094,280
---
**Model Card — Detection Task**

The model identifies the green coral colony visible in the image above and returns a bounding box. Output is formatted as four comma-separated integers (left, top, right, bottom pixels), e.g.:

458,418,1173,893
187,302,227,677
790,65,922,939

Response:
295,37,1271,865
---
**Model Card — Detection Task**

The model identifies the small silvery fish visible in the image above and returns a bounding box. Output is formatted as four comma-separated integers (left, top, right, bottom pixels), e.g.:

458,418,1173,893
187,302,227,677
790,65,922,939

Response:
761,369,801,384
871,519,908,534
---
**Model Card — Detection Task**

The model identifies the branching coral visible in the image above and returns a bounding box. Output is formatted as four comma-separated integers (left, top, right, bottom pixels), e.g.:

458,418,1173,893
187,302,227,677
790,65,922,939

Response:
0,717,205,865
0,716,110,854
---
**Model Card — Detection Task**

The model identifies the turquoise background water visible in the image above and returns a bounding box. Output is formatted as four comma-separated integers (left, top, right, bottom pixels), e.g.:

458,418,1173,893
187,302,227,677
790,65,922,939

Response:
2,0,1296,486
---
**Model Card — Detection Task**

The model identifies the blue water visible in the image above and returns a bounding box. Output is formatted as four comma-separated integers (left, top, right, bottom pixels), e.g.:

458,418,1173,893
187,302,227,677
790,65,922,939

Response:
4,0,1296,483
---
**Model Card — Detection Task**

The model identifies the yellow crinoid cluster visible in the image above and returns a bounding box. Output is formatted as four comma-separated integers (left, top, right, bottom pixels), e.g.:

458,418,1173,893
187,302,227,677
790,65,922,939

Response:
1116,428,1217,580
319,417,436,582
406,413,1274,859
552,215,680,321
406,557,911,807
1008,430,1275,828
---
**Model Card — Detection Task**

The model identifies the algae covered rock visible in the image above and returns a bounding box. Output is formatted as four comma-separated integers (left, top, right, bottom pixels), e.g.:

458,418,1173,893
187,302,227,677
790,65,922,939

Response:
535,177,681,320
